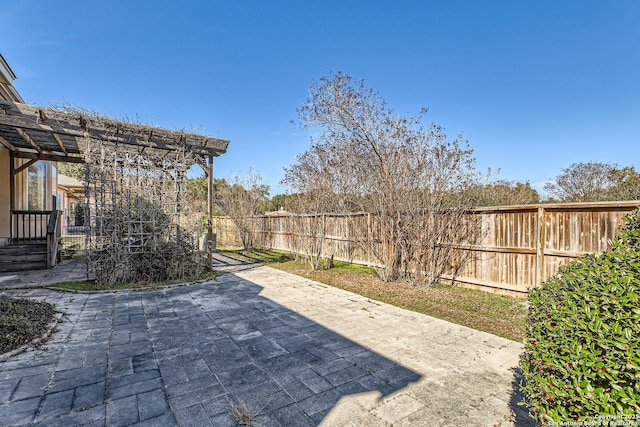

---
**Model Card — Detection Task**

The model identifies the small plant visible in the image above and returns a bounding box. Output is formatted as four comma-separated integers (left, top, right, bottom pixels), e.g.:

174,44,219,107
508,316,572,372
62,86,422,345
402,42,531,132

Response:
230,400,259,426
520,208,640,423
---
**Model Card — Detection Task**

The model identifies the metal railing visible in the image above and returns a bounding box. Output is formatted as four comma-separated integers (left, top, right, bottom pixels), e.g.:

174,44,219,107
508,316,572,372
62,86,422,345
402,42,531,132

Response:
60,225,87,252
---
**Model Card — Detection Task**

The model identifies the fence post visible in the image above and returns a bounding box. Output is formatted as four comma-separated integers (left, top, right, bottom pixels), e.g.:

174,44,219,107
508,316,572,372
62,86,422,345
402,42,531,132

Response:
367,212,372,266
321,213,326,259
207,155,214,265
535,206,546,287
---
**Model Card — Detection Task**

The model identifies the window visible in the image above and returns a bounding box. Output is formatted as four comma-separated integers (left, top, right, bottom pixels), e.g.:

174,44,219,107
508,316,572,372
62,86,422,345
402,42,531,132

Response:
51,163,59,209
27,162,46,210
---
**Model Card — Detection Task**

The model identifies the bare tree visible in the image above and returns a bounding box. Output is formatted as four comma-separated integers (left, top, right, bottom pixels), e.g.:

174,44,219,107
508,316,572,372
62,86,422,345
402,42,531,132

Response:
218,170,269,250
607,166,640,201
544,162,640,202
285,72,483,285
544,162,615,202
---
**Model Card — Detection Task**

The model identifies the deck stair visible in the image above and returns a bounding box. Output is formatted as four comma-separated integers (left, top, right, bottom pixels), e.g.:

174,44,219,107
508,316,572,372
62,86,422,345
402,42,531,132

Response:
0,241,48,272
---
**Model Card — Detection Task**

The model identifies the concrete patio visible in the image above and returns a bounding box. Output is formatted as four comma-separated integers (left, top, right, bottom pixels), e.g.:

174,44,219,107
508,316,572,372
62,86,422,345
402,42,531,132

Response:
0,256,535,426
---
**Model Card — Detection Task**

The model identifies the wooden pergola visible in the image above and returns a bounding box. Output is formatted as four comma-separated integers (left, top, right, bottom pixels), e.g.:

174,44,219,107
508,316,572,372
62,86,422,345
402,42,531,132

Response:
0,99,228,163
0,99,229,270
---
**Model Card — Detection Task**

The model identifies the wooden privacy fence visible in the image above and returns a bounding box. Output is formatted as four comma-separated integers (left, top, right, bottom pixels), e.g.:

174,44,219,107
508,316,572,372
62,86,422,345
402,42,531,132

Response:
212,201,640,295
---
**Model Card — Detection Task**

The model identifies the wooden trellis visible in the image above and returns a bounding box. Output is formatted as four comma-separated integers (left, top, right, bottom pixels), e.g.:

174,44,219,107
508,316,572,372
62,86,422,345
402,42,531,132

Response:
83,138,197,284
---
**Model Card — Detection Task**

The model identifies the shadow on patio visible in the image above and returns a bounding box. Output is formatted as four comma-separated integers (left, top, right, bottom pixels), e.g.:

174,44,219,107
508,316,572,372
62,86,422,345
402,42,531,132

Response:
145,269,422,425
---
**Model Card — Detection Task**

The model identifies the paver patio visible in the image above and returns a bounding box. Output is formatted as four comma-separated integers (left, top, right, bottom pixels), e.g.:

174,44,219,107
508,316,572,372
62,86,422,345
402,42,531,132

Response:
0,255,535,426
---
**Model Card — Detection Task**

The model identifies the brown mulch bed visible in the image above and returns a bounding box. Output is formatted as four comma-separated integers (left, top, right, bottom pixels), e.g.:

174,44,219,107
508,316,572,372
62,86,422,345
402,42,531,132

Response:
0,296,56,354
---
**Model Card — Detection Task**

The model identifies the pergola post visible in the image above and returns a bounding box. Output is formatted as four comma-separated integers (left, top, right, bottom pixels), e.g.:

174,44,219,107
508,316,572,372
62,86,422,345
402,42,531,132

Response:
9,151,15,212
207,155,215,267
9,151,14,243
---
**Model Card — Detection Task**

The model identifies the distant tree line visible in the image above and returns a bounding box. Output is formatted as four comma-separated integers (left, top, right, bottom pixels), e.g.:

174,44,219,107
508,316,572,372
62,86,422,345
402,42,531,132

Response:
257,162,639,213
60,154,640,222
185,171,270,249
543,162,640,202
186,162,639,225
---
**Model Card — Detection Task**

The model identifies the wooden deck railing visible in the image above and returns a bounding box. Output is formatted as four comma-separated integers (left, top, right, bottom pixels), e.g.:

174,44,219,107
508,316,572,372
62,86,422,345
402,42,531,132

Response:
10,210,52,243
46,209,62,267
10,201,62,268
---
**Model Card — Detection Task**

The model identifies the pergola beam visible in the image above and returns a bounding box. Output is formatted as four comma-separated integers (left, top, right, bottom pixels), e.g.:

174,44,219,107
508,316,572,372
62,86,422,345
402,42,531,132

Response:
0,113,227,158
52,133,68,156
13,151,85,163
0,134,16,151
14,158,38,174
15,127,42,153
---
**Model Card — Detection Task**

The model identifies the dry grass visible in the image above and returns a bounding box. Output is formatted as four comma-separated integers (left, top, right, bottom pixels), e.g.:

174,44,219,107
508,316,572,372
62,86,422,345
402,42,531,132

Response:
230,400,259,426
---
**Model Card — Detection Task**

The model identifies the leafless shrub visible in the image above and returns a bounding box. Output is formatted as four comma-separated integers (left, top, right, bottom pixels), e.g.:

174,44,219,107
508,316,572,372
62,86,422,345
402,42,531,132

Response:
284,72,486,285
217,170,269,250
285,193,333,270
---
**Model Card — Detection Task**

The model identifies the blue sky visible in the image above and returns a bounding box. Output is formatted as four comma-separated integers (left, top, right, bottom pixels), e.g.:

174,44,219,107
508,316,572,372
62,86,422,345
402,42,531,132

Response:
2,1,639,196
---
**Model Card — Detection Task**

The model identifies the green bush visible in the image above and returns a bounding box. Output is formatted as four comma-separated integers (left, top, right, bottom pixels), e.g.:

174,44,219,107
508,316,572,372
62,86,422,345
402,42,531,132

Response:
520,208,640,423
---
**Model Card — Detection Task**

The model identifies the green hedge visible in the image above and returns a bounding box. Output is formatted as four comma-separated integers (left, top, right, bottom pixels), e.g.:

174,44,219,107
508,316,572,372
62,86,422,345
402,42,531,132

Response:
520,208,640,423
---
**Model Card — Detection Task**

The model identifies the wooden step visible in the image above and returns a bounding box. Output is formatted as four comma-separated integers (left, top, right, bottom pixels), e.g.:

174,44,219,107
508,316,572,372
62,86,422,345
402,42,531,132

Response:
0,243,48,272
0,260,47,272
0,252,47,262
0,244,47,256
